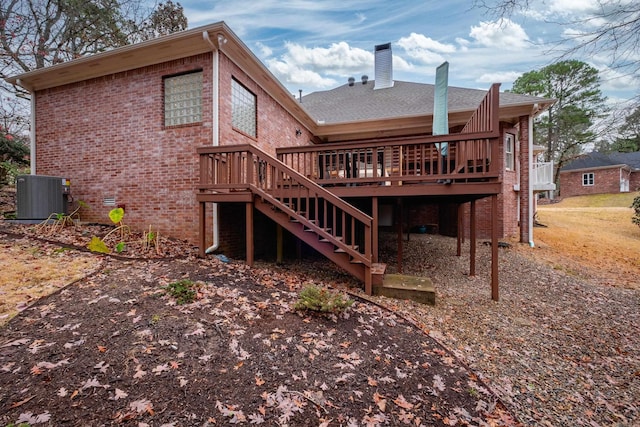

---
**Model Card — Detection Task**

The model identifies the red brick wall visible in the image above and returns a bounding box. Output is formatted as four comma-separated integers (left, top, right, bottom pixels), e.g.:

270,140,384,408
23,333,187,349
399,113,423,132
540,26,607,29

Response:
559,167,625,197
518,116,530,243
457,123,521,240
631,171,640,192
34,52,313,248
217,55,313,154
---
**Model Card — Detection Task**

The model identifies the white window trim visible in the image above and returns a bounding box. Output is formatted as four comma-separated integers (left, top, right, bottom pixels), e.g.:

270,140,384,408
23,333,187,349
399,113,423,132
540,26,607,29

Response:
582,172,594,186
505,133,515,171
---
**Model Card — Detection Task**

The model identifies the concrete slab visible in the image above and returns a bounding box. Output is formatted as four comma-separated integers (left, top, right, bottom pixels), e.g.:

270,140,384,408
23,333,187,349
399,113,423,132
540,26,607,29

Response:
374,274,435,305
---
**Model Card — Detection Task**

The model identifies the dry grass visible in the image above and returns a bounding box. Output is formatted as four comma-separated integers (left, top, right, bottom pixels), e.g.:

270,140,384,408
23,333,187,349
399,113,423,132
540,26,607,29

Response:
532,192,640,289
0,237,100,326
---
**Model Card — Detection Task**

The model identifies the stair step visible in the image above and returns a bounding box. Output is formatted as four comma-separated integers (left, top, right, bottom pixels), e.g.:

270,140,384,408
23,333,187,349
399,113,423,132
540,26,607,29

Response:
374,274,435,305
335,245,358,253
371,263,387,275
291,218,316,224
371,263,386,287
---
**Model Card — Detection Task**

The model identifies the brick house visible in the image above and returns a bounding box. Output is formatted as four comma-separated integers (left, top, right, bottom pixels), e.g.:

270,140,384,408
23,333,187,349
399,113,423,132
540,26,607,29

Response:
559,151,640,197
6,22,554,298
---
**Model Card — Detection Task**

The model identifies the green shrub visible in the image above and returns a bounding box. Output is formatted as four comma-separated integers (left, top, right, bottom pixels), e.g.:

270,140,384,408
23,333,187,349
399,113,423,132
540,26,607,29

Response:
294,285,353,313
632,194,640,228
162,279,199,304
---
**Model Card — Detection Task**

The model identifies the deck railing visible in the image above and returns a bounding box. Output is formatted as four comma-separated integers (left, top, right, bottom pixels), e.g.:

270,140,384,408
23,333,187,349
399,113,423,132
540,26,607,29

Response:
277,132,500,187
532,161,556,191
277,84,501,187
197,144,373,266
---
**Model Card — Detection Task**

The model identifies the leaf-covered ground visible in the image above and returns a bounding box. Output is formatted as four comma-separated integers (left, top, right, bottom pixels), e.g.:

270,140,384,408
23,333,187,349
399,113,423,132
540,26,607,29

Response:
0,231,516,426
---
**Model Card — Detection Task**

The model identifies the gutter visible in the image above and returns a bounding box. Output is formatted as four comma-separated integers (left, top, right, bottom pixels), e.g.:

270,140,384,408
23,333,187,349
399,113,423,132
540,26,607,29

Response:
528,114,534,248
16,79,36,175
202,31,223,254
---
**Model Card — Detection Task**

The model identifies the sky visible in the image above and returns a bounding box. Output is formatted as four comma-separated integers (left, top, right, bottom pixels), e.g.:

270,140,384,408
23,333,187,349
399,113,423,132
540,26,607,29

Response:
181,1,639,105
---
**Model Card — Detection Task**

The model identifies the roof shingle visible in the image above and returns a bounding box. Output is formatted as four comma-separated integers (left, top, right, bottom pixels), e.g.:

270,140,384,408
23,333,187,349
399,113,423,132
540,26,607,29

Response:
300,80,551,124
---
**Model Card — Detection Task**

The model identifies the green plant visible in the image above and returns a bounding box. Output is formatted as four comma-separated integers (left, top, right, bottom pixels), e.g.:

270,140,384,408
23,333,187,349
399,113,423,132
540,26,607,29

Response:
143,225,162,255
87,207,130,254
294,285,353,313
632,194,640,228
162,279,199,304
34,200,86,236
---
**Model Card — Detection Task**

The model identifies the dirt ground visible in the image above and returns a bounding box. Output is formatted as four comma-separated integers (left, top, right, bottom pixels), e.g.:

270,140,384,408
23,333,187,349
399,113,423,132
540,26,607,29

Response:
530,193,639,289
0,231,516,426
1,188,639,426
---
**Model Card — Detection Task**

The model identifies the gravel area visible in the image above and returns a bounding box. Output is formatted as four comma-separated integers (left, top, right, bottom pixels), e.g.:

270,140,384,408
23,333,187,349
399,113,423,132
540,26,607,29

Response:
373,233,640,426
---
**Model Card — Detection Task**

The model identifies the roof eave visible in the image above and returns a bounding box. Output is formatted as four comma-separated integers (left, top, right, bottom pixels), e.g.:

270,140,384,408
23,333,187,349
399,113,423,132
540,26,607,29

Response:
560,163,630,173
5,21,319,132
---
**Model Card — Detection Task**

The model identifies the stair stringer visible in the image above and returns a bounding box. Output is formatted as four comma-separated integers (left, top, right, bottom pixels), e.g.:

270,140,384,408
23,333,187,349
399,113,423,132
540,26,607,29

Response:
253,195,368,282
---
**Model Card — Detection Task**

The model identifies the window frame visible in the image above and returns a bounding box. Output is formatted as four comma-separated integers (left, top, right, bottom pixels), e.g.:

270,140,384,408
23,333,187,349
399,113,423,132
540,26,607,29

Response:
505,133,515,171
582,172,595,186
231,77,257,138
163,70,203,128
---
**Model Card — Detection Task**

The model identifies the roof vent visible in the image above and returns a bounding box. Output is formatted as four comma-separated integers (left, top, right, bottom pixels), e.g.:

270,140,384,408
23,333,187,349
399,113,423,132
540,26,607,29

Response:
348,77,355,86
361,75,368,84
374,43,393,90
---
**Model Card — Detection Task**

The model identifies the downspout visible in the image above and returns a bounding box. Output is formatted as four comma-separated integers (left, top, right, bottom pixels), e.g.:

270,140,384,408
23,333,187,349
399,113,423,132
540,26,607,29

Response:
202,31,222,253
17,79,36,175
528,112,535,248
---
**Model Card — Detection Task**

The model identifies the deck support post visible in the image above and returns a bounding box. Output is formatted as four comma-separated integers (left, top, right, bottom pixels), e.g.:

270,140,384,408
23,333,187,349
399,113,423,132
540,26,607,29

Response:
246,202,254,266
396,198,403,274
470,199,476,276
456,203,463,257
199,201,206,258
276,224,283,264
372,197,379,263
491,194,499,301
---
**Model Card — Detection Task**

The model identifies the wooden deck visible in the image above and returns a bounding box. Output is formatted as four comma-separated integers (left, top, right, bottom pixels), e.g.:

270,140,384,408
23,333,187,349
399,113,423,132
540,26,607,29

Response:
196,84,502,300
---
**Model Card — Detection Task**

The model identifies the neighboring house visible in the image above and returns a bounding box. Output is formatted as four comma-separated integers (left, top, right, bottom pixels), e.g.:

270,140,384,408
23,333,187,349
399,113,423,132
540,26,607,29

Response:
6,22,554,299
559,151,640,197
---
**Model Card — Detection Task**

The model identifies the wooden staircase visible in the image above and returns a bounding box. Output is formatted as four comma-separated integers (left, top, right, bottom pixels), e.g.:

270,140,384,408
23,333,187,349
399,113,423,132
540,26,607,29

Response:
197,144,385,294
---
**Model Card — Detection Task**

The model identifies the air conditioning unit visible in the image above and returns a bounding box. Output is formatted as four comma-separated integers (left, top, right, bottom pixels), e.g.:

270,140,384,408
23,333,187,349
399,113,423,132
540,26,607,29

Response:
16,175,70,221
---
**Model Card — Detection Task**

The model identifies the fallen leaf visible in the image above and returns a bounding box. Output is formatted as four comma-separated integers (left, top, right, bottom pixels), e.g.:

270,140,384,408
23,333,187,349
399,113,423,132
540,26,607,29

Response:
130,398,154,415
11,396,34,408
373,392,387,412
111,388,128,400
393,394,414,410
133,365,147,379
255,376,265,386
97,345,107,353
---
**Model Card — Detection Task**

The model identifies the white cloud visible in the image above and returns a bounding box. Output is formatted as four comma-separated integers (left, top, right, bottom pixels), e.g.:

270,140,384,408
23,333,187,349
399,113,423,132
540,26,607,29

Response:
263,41,373,89
282,42,373,75
547,0,598,14
476,71,524,85
455,37,470,52
469,18,530,50
397,33,456,65
266,58,337,88
255,42,273,57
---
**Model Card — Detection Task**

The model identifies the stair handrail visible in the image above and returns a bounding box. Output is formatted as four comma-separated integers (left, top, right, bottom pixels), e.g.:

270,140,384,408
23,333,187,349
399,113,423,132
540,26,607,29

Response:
197,144,373,266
